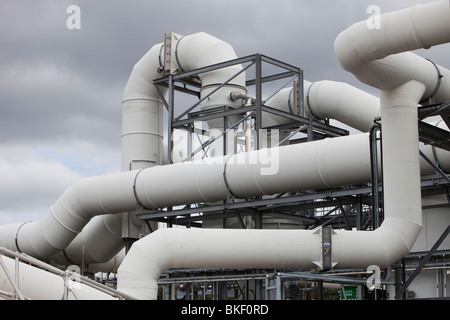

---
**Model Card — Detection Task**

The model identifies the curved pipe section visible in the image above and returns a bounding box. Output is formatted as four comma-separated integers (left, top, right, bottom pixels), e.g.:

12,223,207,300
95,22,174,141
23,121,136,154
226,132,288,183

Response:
175,32,246,90
0,171,138,258
176,32,247,156
334,0,450,101
49,214,124,266
333,80,426,269
117,228,322,300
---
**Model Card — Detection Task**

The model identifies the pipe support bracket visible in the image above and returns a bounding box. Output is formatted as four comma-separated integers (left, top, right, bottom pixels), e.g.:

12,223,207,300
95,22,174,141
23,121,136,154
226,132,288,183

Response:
322,226,332,270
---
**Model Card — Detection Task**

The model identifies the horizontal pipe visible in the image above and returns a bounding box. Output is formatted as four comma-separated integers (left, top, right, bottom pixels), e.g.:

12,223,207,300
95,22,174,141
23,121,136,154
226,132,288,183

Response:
264,80,380,132
117,228,322,300
0,128,448,260
335,0,450,69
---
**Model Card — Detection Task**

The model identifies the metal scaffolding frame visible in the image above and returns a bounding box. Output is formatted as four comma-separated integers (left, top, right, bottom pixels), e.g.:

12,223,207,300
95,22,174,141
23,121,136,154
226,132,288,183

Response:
153,53,348,163
136,54,450,300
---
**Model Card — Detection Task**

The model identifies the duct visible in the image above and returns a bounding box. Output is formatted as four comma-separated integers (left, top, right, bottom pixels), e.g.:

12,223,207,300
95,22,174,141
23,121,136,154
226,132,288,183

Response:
122,42,166,171
51,247,125,274
175,32,245,90
303,81,380,132
49,214,124,266
264,81,450,173
332,80,426,269
0,171,138,259
334,0,450,101
174,32,247,157
264,80,380,132
130,133,372,209
116,228,322,300
87,248,125,274
116,1,450,299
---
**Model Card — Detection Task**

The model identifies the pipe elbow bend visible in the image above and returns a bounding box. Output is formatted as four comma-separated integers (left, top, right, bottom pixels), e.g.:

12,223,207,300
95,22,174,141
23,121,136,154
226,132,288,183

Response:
369,219,422,269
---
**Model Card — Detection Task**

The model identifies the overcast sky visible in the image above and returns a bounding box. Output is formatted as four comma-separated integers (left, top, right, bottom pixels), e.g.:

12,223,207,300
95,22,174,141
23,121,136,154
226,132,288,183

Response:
0,0,449,225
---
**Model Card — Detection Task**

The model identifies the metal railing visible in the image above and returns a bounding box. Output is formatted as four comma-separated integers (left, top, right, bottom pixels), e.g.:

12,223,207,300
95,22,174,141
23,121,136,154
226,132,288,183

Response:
0,247,136,300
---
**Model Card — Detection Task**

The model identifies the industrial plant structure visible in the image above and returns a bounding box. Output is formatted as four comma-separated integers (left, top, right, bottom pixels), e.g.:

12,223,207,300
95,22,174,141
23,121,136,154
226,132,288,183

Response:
1,0,450,300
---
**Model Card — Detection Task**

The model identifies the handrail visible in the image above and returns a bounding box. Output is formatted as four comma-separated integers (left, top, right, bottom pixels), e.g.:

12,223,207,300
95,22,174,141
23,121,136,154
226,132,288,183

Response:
0,247,137,300
0,255,26,300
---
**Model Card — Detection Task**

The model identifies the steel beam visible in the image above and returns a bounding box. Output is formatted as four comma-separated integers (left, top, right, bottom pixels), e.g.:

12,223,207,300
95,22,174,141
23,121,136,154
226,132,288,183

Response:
395,224,450,300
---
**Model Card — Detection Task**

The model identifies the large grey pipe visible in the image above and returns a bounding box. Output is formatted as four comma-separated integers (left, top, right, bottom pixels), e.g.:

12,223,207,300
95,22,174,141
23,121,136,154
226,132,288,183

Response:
265,80,381,132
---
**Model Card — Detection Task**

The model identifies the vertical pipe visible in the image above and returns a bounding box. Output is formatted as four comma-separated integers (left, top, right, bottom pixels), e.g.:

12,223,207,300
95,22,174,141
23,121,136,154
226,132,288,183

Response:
297,72,304,117
255,54,263,150
275,274,282,300
379,80,425,231
369,124,382,228
167,75,174,164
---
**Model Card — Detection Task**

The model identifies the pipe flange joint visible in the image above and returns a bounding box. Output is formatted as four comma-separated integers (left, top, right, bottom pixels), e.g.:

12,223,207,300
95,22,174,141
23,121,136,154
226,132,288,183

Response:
14,221,30,253
322,226,332,270
223,154,237,199
132,168,152,211
423,58,443,104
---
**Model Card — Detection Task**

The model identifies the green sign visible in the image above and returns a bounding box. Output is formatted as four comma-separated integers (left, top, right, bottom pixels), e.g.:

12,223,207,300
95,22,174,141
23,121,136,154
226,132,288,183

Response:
340,286,358,300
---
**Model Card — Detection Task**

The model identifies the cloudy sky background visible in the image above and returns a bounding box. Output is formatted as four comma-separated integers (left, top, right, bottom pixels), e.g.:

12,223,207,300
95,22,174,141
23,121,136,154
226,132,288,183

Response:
0,0,449,225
